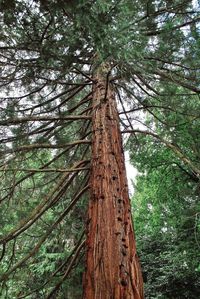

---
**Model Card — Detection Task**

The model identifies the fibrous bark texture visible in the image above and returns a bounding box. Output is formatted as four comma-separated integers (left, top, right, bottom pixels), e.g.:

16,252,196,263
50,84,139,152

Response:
83,66,144,299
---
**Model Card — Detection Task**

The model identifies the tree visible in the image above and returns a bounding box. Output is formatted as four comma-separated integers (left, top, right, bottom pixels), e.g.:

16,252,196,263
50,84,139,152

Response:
129,128,200,298
82,65,143,299
127,52,200,298
0,0,199,298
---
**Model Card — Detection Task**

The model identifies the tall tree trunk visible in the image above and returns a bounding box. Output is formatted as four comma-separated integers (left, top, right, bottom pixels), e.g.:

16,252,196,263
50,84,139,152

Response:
83,64,144,299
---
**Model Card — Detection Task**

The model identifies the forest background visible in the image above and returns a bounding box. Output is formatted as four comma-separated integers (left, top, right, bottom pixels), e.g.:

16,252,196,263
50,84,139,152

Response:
0,0,200,298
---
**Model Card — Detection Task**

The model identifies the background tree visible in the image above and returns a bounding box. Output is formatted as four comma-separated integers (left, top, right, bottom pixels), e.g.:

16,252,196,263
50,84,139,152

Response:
128,91,200,298
0,0,199,298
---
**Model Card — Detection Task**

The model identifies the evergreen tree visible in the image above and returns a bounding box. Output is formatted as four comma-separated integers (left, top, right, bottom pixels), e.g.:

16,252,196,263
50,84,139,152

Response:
128,91,200,298
0,0,199,298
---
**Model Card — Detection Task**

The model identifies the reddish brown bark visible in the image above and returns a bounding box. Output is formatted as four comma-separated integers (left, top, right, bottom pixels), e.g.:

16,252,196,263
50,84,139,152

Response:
83,66,144,299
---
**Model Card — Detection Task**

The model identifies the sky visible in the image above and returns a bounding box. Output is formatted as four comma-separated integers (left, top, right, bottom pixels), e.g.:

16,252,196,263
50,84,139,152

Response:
125,151,138,195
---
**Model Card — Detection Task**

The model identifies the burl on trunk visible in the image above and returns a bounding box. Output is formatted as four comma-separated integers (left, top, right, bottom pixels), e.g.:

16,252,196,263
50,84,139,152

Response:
83,65,143,299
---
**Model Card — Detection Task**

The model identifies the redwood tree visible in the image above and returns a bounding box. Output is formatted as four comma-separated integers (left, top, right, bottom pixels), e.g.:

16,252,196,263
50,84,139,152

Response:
0,1,199,298
83,65,143,298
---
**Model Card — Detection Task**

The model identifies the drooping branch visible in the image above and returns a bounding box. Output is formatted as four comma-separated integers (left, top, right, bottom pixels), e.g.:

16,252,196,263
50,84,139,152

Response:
118,105,200,118
46,240,85,299
122,129,200,177
145,56,200,71
0,184,89,283
0,167,90,173
146,16,200,36
0,160,89,246
17,85,86,113
0,140,91,156
68,91,93,114
154,70,200,94
17,231,86,299
0,138,90,204
116,86,139,146
0,115,91,126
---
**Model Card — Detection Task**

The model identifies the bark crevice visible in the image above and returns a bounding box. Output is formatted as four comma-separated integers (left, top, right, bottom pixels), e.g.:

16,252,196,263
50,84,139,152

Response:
83,65,143,299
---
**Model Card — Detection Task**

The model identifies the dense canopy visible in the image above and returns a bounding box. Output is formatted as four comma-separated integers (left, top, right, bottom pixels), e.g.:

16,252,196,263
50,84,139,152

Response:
0,0,199,298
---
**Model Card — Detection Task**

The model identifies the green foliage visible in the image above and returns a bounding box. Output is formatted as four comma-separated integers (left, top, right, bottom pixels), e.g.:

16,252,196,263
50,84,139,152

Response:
129,83,200,298
0,0,199,297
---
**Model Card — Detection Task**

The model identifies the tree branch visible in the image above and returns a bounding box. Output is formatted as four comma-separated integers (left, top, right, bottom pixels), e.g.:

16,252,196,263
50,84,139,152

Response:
0,115,91,126
122,129,200,176
0,140,91,156
0,160,89,246
0,185,89,283
46,240,85,299
0,167,90,173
